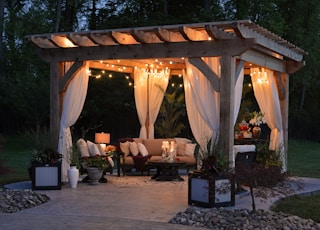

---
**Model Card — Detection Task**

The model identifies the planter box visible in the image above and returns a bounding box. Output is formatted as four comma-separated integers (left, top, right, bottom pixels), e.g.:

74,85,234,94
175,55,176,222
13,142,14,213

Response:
31,162,61,190
188,170,235,208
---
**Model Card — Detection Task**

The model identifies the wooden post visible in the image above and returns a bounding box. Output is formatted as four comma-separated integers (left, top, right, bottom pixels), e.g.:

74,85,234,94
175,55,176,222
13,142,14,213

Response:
219,55,235,167
50,62,64,149
279,73,289,170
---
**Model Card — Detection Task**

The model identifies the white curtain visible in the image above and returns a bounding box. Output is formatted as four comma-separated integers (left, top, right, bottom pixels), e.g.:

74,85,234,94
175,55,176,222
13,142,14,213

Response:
184,57,220,168
147,70,169,139
251,68,286,171
234,68,244,125
58,62,89,182
134,68,148,138
134,68,169,139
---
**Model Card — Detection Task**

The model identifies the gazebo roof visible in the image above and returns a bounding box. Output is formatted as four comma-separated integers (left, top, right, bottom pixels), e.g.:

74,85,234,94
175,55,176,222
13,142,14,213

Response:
27,20,306,75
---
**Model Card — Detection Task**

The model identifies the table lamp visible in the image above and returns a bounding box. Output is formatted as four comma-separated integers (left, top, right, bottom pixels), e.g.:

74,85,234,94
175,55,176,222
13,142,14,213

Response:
95,132,110,151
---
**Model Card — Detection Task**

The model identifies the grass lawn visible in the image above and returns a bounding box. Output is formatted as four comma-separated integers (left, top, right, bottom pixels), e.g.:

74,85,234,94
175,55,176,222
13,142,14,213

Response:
287,140,320,178
271,194,320,223
0,135,32,186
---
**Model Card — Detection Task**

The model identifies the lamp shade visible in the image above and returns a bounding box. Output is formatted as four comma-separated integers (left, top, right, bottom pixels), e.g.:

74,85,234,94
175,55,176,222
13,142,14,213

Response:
95,133,110,144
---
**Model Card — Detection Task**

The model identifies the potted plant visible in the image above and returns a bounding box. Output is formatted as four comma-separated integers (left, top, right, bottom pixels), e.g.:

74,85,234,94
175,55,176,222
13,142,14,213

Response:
84,156,109,185
25,127,62,190
27,147,62,190
188,139,235,208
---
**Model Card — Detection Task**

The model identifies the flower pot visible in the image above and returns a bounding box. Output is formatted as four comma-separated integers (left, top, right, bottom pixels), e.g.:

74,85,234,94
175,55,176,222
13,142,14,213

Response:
252,126,261,139
87,167,103,185
188,171,235,208
30,162,61,190
68,166,79,188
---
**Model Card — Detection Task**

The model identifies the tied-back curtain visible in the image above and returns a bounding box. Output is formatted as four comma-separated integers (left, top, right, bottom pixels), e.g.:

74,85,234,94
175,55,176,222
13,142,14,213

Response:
134,68,168,139
234,68,244,125
184,57,220,169
58,62,89,182
133,68,148,138
251,68,285,171
147,70,169,139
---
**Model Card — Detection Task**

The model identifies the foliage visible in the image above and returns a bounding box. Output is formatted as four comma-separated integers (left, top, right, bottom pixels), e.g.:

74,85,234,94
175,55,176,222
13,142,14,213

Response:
201,138,230,175
24,127,61,167
249,111,266,126
69,145,80,168
84,156,109,171
155,77,186,138
256,143,282,168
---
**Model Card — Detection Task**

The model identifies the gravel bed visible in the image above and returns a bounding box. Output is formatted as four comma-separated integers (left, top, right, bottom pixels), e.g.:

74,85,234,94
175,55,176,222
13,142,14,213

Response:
0,189,50,213
169,207,320,230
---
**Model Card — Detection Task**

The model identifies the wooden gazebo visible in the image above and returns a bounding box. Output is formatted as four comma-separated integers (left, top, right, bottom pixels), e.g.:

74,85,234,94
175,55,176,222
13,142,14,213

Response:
27,20,306,171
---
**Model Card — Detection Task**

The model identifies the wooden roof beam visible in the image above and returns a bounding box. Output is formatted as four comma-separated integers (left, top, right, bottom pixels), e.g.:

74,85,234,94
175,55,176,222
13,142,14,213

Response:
68,34,98,47
240,49,286,73
30,37,57,48
111,31,140,45
130,29,163,43
50,35,77,48
235,22,304,61
179,26,210,41
205,25,236,40
155,28,186,42
36,38,256,63
90,33,118,46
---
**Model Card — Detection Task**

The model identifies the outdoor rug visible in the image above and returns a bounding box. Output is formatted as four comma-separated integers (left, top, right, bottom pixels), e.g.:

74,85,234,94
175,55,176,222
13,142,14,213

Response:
107,174,188,189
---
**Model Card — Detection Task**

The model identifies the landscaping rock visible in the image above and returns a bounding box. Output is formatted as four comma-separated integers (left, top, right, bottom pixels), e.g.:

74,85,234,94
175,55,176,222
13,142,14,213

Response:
169,207,320,230
0,189,50,213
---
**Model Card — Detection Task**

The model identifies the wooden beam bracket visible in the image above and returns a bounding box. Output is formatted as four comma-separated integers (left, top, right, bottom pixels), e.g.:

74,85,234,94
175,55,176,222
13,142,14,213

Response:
188,57,220,92
59,61,84,92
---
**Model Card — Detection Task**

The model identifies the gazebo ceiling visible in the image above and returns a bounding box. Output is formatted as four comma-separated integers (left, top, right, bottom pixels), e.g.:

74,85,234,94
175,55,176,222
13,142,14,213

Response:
27,20,307,75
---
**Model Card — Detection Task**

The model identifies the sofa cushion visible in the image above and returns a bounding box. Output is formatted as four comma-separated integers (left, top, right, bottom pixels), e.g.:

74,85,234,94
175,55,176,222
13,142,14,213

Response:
129,141,139,156
97,144,106,156
87,140,100,157
177,143,186,156
142,138,175,156
77,138,90,158
120,141,131,157
185,143,196,157
133,138,143,144
137,143,148,157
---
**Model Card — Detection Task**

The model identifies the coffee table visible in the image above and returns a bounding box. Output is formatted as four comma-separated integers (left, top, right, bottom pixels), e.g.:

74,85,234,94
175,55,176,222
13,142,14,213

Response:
148,160,187,181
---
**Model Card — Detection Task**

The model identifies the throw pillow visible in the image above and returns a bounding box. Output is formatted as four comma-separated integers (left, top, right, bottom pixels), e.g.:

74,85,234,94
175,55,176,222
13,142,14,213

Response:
87,140,101,157
97,144,106,156
76,138,90,158
129,141,139,156
177,143,186,156
120,141,131,157
185,143,196,157
137,142,148,157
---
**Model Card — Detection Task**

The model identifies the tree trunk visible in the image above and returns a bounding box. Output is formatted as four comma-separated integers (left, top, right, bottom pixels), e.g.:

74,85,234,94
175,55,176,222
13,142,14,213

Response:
299,83,306,111
54,0,62,32
0,0,6,80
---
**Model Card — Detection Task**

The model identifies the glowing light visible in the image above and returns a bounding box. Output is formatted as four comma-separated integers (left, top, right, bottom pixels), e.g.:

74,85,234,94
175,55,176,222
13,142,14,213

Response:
108,74,112,78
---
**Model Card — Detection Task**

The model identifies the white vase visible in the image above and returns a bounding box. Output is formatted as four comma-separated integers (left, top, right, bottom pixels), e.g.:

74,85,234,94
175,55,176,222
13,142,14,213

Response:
68,166,79,188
